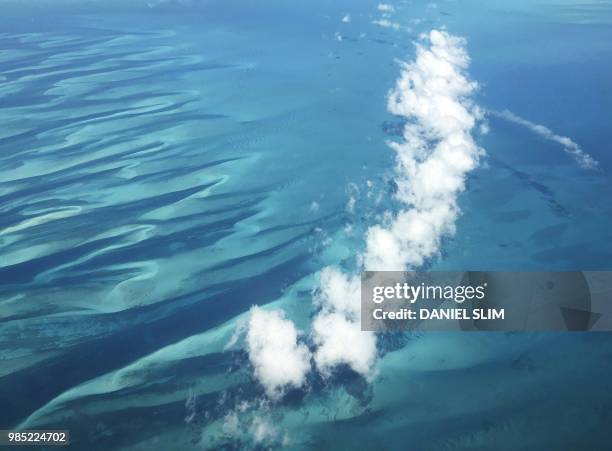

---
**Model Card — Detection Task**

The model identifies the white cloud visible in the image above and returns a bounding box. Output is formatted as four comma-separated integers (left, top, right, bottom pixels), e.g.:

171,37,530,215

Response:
243,29,484,392
342,14,351,23
312,312,377,377
250,416,278,443
372,19,402,30
224,317,246,350
220,401,291,448
316,267,361,319
310,268,377,378
490,109,598,170
310,30,483,378
346,196,356,213
246,307,311,399
184,389,197,423
222,411,240,436
363,29,484,270
378,3,395,13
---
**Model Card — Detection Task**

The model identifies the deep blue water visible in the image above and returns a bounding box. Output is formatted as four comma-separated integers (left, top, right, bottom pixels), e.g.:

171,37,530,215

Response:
1,1,612,449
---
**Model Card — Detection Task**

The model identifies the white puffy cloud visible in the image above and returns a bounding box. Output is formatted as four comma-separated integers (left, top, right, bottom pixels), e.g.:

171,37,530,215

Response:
246,307,311,399
373,2,403,30
311,268,377,377
244,29,484,391
365,204,457,270
377,3,395,13
363,29,484,270
310,30,483,378
220,400,291,448
250,416,278,444
490,109,598,170
312,312,377,378
316,267,361,319
342,14,351,23
371,19,402,30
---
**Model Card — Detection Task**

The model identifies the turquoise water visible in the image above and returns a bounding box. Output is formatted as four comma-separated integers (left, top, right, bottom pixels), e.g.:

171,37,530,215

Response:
1,1,612,449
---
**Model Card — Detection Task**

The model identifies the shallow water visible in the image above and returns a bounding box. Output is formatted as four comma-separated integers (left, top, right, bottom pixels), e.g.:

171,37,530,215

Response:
1,1,612,449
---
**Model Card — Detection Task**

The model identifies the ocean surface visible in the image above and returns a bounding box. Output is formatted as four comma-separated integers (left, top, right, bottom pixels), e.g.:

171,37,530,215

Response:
1,0,612,449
